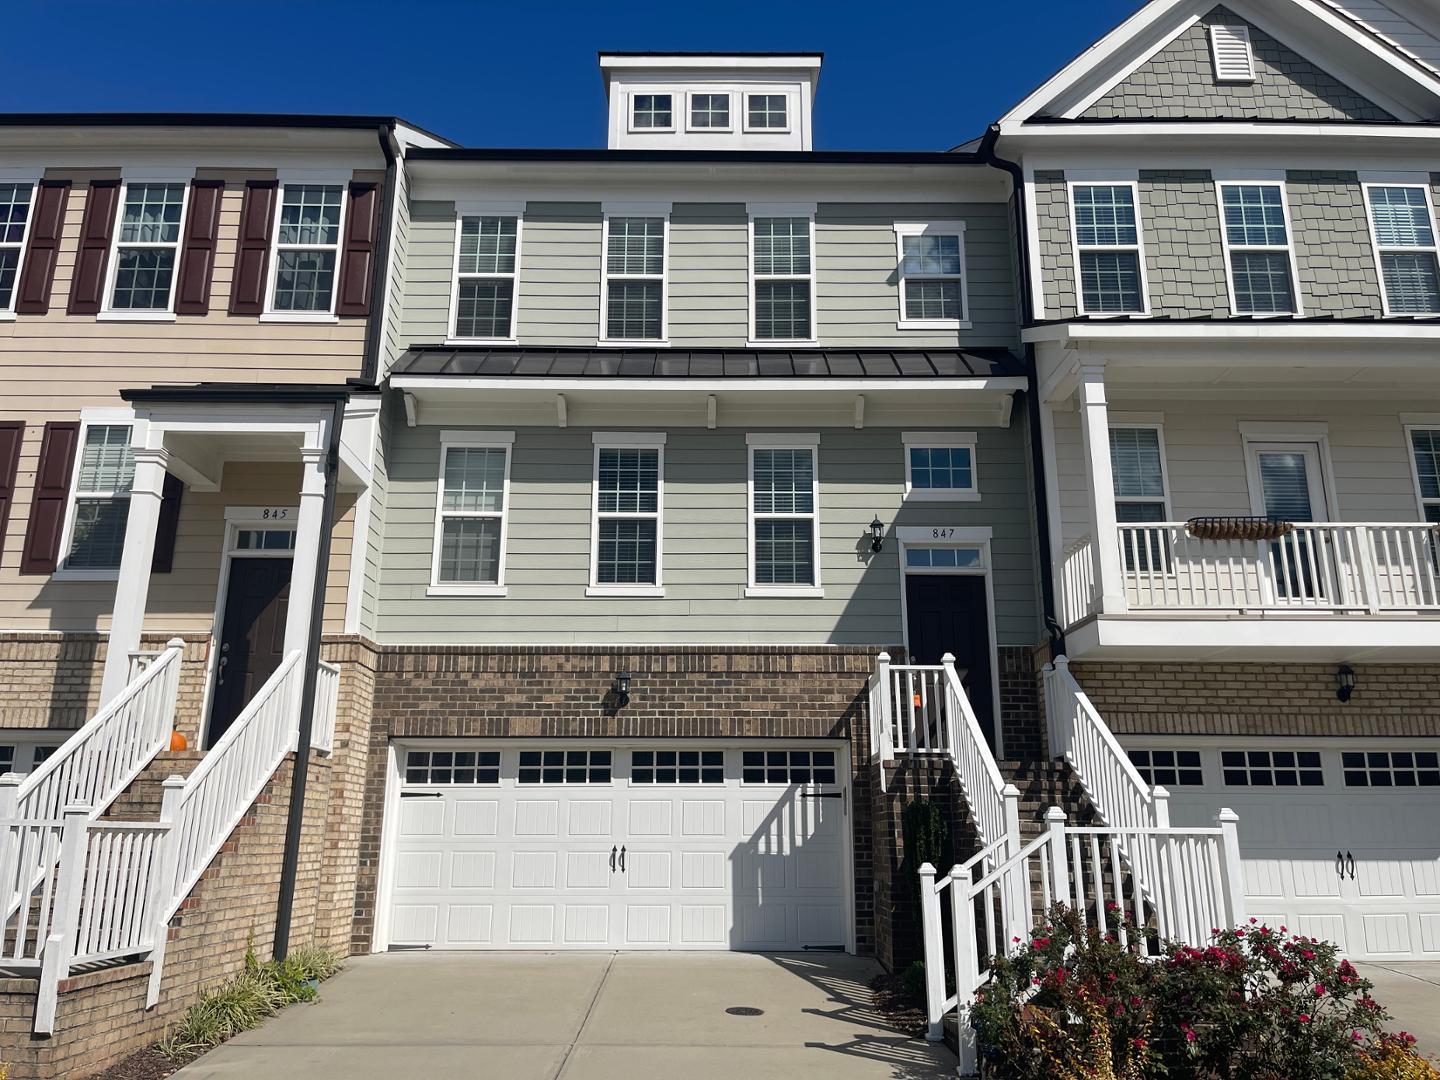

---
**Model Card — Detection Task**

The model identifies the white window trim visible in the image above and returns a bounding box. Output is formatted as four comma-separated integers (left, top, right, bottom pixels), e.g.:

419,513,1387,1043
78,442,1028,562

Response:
746,434,822,597
0,735,66,776
427,430,515,597
894,222,972,330
902,430,980,502
1239,427,1340,521
447,210,523,346
598,212,670,345
1215,180,1304,317
628,92,676,134
1068,180,1152,317
0,177,39,319
685,91,733,133
261,178,348,322
742,92,792,134
52,409,146,583
1208,23,1256,84
1361,182,1440,318
747,207,818,347
1108,421,1173,521
1402,423,1440,522
98,177,192,321
587,431,666,597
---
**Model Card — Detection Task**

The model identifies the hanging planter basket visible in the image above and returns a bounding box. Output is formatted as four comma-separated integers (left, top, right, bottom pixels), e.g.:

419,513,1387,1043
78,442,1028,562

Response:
1185,516,1296,541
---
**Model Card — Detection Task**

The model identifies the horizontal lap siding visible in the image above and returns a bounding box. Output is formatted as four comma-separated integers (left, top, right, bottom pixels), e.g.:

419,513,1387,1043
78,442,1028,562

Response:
669,203,749,345
0,172,370,632
517,203,601,345
375,422,1039,645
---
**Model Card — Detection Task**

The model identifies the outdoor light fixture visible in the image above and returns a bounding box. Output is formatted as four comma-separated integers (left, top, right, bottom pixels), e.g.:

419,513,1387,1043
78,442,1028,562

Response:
870,516,885,552
1336,665,1356,703
612,672,632,709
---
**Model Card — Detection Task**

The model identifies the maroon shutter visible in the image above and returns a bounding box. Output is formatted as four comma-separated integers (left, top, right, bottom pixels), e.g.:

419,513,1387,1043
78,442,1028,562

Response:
175,179,224,316
150,473,184,573
67,179,121,315
336,181,381,317
0,422,23,554
15,181,71,315
20,421,80,575
229,180,277,315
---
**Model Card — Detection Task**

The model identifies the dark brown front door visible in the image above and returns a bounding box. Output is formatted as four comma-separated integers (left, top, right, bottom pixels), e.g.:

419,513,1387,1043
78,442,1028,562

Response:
904,573,996,749
208,557,292,747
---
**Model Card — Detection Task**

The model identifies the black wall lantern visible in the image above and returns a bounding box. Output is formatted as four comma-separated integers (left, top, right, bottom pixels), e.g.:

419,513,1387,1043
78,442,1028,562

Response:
612,672,632,709
1336,665,1356,703
870,516,885,553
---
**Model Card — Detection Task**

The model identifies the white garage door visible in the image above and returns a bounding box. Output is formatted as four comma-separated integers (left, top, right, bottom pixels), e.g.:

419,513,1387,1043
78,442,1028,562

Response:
383,742,851,951
1126,742,1440,960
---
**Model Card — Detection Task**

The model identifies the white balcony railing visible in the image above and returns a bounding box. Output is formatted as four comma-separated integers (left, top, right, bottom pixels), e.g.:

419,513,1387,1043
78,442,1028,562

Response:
1059,534,1099,626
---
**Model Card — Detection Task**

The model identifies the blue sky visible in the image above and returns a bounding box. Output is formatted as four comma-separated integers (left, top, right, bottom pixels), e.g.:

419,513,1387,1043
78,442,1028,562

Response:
2,0,1141,148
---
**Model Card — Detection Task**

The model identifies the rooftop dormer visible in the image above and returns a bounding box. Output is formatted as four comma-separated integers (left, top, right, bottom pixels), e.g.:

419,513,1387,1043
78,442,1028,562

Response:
599,52,822,151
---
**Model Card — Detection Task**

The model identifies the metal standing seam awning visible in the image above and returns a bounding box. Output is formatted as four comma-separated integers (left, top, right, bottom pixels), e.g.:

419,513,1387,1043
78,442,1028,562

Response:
387,346,1028,428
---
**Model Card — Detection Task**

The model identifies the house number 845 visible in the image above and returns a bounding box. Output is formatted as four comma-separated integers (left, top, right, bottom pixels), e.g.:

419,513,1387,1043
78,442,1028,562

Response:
262,508,290,520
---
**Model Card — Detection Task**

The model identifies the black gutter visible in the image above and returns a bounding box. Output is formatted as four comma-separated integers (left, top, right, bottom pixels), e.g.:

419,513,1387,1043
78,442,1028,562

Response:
978,123,1064,654
406,147,983,165
361,122,399,385
598,50,823,59
121,385,354,405
273,395,346,961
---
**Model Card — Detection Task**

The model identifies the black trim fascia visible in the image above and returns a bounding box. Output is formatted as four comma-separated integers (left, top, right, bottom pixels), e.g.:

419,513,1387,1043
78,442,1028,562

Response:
598,50,824,59
0,111,443,134
121,384,354,405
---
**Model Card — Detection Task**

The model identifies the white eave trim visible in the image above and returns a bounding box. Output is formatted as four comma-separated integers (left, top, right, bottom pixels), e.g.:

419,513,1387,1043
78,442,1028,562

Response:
1001,121,1440,140
391,376,1029,394
1022,322,1440,344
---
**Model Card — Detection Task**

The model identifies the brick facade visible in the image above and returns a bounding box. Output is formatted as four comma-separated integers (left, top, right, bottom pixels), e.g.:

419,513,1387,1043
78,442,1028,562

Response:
1068,660,1440,739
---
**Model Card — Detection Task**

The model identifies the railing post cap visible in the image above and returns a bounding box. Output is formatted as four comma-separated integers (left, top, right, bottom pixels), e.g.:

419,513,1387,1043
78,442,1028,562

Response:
161,775,187,788
1001,783,1022,798
876,651,891,663
0,772,21,787
1045,806,1067,823
1053,653,1070,667
166,637,186,649
918,862,936,876
1152,784,1171,799
940,651,957,664
1216,807,1240,824
61,803,91,817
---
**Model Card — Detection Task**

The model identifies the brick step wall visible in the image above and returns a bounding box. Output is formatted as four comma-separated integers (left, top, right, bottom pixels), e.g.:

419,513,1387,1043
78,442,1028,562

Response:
103,748,206,822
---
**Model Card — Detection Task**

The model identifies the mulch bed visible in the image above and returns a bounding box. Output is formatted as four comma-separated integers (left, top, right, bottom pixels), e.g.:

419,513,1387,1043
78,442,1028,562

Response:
84,1047,195,1080
869,970,928,1039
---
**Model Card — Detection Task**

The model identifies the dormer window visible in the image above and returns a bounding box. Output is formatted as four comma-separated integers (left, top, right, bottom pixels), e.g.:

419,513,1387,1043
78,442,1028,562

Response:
689,93,731,130
746,94,789,131
631,94,673,131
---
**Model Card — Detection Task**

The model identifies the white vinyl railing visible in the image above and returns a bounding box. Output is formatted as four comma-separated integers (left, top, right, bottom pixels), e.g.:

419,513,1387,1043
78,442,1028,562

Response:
1117,522,1440,613
311,661,340,755
1059,534,1099,627
919,806,1246,1075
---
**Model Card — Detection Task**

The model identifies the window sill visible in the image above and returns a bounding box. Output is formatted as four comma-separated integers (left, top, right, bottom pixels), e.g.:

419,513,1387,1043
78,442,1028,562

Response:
746,339,819,349
1076,311,1151,320
50,569,120,582
745,586,824,598
260,313,340,324
96,311,176,323
595,338,670,348
444,337,518,347
426,584,508,598
897,320,972,331
904,490,982,503
586,586,666,598
0,311,16,322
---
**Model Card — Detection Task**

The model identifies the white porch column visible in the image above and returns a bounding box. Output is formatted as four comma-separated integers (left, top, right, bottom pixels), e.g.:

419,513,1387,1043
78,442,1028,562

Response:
99,446,170,705
283,447,327,656
1076,365,1128,614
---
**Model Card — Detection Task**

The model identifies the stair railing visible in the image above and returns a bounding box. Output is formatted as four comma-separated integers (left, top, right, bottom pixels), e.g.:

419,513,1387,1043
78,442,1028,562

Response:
919,805,1246,1075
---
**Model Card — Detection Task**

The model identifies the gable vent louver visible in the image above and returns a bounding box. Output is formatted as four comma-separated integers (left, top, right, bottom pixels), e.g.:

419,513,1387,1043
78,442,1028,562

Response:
1209,24,1256,83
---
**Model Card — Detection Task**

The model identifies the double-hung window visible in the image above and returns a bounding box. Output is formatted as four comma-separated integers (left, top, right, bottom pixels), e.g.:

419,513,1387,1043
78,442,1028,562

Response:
896,223,968,328
268,184,345,314
452,214,520,341
431,433,512,594
1365,185,1440,315
1071,184,1146,314
631,94,673,130
903,431,978,501
746,94,788,130
751,214,814,342
602,216,666,341
106,182,186,313
748,436,820,593
590,434,664,594
0,182,35,314
62,423,135,572
689,93,730,130
1219,183,1299,314
1110,425,1169,572
1408,428,1440,523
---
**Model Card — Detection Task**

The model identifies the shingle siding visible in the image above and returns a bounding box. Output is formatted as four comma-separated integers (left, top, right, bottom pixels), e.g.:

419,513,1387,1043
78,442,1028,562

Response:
1287,170,1384,318
1138,169,1230,317
1034,170,1077,319
1083,6,1394,121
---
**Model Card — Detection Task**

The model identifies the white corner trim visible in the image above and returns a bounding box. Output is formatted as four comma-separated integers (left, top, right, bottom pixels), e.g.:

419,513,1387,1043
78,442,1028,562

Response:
439,429,517,444
591,431,667,445
745,432,820,446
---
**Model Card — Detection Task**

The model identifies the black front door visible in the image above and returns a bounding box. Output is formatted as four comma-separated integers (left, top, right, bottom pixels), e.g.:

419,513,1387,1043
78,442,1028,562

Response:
208,557,292,748
904,574,996,748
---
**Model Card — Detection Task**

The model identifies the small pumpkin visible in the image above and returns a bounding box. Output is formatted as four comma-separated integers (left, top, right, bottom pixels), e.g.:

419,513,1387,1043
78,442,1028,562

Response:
168,731,188,753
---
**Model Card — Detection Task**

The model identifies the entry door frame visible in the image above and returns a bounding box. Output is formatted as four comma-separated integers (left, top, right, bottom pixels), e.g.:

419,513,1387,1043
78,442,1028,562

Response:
199,505,299,735
1239,422,1340,522
894,525,1003,758
372,737,857,956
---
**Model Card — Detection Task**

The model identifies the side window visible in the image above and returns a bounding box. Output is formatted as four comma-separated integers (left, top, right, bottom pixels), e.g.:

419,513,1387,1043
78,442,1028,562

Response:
745,94,788,131
1071,184,1146,314
1365,185,1440,316
631,94,673,131
1218,183,1298,315
1109,426,1168,573
431,438,511,593
107,182,186,313
903,432,978,501
749,441,819,591
591,437,663,591
1409,428,1440,523
452,215,520,341
896,223,968,328
0,183,35,314
602,216,665,341
270,184,344,314
62,423,134,572
751,216,814,342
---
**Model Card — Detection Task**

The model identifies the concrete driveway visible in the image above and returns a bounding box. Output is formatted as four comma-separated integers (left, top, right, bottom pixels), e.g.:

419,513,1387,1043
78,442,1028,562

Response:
173,951,957,1080
1356,963,1440,1060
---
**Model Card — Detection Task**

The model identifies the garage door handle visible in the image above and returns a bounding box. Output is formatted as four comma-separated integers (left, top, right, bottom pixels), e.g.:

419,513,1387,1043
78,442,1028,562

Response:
1345,851,1356,880
619,846,626,872
1336,851,1344,878
610,846,617,873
